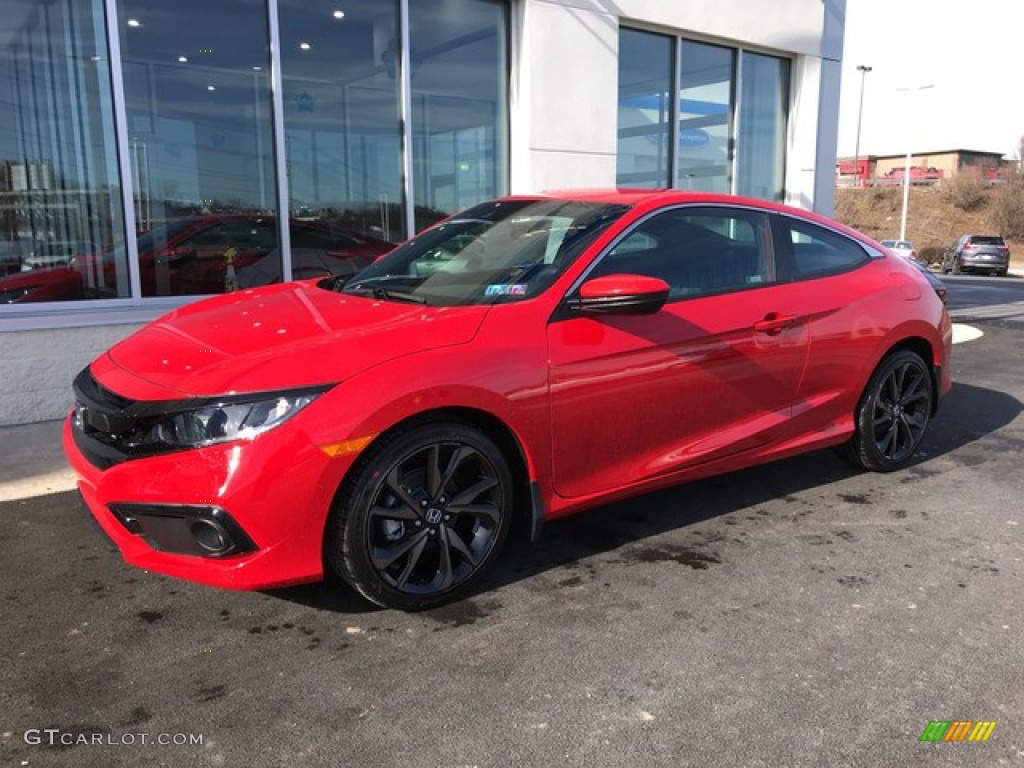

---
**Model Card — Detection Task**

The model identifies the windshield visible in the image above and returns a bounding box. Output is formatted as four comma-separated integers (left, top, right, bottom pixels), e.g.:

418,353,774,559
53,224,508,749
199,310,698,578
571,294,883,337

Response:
334,199,629,306
971,236,1005,246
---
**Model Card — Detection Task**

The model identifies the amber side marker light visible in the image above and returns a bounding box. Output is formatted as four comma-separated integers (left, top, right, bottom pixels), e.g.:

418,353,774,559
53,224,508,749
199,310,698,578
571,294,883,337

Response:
319,434,379,458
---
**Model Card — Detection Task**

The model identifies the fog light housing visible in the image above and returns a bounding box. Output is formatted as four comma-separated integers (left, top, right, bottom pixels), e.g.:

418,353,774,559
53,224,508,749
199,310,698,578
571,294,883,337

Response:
107,503,257,558
189,518,230,554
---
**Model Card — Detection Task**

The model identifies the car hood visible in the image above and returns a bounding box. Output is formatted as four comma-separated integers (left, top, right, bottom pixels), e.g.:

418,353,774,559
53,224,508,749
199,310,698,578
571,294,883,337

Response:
0,266,76,288
101,281,490,398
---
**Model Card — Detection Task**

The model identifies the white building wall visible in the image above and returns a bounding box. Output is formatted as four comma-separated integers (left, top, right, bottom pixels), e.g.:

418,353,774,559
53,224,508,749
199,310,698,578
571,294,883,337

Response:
510,1,620,192
1,323,141,425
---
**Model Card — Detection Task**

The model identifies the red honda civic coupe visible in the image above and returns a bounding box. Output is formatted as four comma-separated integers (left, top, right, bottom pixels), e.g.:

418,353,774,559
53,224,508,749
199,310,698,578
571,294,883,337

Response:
65,190,952,610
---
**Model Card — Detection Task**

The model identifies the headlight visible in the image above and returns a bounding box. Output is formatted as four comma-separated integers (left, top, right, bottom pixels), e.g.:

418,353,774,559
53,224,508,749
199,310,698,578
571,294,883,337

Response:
135,390,324,450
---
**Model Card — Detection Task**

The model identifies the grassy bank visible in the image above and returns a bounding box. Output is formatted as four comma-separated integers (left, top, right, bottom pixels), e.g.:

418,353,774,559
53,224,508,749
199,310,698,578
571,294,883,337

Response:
834,185,1024,269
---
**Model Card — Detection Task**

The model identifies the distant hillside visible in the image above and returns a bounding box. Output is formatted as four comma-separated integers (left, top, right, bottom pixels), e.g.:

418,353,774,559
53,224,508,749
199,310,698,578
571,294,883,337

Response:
833,185,1023,267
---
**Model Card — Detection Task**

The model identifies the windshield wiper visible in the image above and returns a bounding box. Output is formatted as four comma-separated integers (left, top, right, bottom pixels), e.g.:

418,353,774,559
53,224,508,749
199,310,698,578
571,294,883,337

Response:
319,273,354,292
344,284,427,304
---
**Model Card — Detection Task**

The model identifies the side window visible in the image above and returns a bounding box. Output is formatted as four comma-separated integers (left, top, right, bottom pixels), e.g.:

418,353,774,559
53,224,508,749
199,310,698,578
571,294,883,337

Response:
614,231,658,254
786,219,869,279
221,220,276,253
186,223,232,250
589,207,773,299
291,225,360,251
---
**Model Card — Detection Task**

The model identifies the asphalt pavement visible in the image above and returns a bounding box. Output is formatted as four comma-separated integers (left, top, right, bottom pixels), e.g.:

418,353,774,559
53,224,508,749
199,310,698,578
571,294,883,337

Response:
1,275,1023,768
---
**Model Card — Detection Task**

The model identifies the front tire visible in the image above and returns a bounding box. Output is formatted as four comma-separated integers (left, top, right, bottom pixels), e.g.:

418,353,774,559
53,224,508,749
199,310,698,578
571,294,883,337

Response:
325,421,513,610
845,350,933,472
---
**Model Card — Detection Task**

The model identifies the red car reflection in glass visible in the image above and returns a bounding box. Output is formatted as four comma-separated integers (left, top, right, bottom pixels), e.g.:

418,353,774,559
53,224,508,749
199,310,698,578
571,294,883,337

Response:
64,191,952,610
0,215,392,303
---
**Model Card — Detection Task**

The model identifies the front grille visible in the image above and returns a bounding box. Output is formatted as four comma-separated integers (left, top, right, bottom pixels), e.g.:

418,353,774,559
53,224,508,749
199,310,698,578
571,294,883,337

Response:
72,368,180,468
71,367,334,469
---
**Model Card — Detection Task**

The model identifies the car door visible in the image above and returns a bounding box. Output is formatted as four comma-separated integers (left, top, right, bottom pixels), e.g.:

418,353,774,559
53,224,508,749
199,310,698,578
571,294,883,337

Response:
546,205,810,499
771,213,888,432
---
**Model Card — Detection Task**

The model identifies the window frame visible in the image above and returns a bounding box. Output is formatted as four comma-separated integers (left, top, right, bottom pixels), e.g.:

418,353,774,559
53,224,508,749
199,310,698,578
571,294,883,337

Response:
771,212,877,283
615,25,793,202
615,27,676,189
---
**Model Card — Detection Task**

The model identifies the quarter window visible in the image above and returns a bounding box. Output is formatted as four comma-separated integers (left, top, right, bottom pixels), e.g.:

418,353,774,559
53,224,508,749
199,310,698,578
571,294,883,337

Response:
785,218,869,279
590,207,773,299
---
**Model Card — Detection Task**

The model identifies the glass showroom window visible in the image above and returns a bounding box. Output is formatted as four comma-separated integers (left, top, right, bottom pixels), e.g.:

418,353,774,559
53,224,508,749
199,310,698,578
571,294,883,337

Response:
1,0,509,310
408,0,508,232
677,40,733,194
278,0,405,257
116,0,279,297
736,52,789,201
617,29,789,201
616,28,673,188
0,0,128,305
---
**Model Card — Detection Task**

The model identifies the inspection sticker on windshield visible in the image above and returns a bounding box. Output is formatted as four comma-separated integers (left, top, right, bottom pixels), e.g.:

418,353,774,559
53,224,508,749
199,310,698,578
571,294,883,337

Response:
485,284,527,296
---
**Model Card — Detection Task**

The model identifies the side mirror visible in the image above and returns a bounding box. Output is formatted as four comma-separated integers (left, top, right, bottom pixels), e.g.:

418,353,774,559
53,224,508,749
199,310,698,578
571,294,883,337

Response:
569,273,670,315
163,246,195,262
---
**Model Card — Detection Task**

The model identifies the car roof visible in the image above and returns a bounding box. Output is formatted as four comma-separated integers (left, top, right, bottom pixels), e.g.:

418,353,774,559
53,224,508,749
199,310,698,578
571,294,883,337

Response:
499,188,877,245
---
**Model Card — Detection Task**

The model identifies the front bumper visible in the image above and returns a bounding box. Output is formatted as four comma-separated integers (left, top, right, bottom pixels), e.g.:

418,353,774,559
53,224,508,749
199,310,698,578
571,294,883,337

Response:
64,415,357,590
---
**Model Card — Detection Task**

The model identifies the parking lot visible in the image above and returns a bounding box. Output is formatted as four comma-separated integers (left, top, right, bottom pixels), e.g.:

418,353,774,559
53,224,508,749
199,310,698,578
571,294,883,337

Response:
2,275,1022,768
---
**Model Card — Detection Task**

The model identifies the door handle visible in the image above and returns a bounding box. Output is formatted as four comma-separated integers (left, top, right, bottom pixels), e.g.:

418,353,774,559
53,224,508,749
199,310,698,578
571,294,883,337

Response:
754,312,797,335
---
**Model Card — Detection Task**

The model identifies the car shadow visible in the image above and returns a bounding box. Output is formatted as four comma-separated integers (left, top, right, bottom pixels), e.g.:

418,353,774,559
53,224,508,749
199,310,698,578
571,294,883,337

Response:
267,380,1020,614
266,576,382,615
912,381,1023,467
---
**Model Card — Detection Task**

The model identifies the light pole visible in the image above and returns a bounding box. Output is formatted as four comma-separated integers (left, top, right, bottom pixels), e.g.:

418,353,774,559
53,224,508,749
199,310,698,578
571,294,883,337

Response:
853,65,872,188
897,84,935,241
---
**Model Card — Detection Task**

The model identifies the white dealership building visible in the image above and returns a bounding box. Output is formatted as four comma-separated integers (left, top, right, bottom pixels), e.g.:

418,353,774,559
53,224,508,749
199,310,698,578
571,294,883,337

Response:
1,0,845,425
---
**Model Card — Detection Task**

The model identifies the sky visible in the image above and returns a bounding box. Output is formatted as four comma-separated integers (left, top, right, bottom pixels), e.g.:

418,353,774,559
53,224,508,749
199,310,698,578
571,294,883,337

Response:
836,0,1024,160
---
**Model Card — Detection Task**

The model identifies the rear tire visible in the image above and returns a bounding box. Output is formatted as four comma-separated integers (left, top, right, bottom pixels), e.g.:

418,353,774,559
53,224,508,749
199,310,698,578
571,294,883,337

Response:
324,421,513,611
845,350,933,472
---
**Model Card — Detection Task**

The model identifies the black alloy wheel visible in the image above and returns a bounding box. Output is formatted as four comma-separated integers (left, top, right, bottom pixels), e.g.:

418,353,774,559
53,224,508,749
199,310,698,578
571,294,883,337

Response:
846,350,933,472
325,421,513,610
